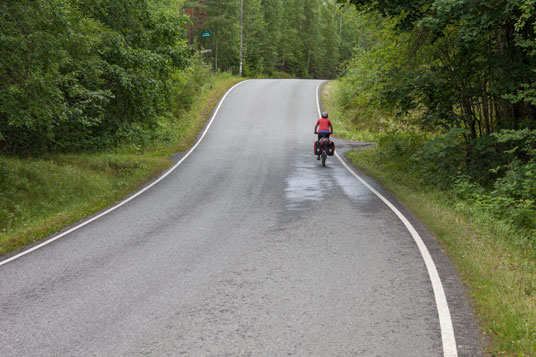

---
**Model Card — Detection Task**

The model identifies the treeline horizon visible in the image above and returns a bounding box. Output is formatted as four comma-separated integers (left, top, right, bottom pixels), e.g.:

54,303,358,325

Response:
0,0,360,156
186,0,360,79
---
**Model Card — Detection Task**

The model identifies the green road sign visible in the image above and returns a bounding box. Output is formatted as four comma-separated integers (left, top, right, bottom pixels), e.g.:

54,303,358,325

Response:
201,30,212,38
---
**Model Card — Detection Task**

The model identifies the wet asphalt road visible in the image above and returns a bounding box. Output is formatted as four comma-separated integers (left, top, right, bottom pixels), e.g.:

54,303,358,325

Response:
0,80,484,356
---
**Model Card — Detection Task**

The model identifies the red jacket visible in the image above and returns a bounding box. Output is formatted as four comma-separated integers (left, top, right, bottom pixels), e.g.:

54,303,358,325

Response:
316,118,332,132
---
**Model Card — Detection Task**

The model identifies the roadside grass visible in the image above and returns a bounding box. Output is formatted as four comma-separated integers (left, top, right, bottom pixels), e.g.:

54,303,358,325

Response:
346,149,536,355
321,81,383,143
323,81,536,355
0,75,243,256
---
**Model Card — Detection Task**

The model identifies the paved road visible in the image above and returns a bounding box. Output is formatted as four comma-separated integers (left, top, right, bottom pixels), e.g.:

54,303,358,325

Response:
0,80,483,356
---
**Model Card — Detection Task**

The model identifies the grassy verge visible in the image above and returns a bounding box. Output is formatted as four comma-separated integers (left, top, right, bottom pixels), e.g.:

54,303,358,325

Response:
321,81,383,143
323,82,536,355
0,75,243,256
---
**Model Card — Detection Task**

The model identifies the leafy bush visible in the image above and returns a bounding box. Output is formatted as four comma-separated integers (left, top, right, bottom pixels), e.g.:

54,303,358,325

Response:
464,134,503,184
171,55,213,115
0,0,112,154
0,0,190,155
377,131,424,161
376,128,536,240
489,129,536,236
411,128,468,186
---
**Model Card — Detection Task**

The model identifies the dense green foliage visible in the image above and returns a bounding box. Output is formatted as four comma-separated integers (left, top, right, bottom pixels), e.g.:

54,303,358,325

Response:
187,0,360,78
1,0,359,155
363,129,536,241
0,73,239,254
1,0,189,155
337,0,536,241
345,0,536,135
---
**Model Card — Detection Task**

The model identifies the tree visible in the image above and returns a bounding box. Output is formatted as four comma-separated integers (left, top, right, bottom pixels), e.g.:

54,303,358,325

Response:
0,0,190,154
202,0,240,72
0,0,111,153
317,2,341,78
260,0,283,75
339,0,536,137
243,0,266,75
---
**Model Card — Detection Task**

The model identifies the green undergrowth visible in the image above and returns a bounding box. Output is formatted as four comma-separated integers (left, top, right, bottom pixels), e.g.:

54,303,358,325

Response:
0,75,243,256
321,80,387,143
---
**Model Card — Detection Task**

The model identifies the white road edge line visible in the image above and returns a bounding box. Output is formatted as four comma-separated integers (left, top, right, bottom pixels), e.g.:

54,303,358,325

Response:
0,80,248,267
315,82,458,357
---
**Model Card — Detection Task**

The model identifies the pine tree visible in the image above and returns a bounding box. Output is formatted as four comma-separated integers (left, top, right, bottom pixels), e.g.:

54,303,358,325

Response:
279,0,306,76
243,0,266,75
318,1,340,78
260,0,283,75
203,0,240,72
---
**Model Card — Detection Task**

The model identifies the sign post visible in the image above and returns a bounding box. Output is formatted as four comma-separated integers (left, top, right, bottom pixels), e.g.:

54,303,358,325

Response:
200,29,214,70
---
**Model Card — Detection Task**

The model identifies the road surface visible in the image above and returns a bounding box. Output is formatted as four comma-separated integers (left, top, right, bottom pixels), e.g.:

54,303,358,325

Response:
0,80,483,356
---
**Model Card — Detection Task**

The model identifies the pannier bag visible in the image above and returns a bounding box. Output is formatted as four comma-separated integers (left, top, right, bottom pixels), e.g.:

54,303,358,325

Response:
314,141,321,155
327,141,335,156
314,140,335,156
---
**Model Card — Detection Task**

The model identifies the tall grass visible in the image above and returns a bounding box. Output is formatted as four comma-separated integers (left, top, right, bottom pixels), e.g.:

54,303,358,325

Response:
322,81,389,143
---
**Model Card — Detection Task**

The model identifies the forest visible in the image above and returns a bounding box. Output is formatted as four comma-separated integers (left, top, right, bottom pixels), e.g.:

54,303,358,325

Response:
185,0,358,78
1,0,535,246
0,0,359,155
335,0,536,240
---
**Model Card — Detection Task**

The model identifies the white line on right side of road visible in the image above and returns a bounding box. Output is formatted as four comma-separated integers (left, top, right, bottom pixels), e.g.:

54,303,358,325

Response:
0,80,248,268
315,83,458,357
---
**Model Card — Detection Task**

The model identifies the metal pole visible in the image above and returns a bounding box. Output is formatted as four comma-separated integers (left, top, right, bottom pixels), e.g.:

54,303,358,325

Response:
239,0,243,76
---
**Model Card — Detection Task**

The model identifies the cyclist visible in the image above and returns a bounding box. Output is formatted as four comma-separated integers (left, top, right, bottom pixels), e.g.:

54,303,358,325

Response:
314,112,333,160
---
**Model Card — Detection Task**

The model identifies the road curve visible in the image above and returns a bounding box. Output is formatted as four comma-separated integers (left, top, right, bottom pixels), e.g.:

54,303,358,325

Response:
0,80,483,356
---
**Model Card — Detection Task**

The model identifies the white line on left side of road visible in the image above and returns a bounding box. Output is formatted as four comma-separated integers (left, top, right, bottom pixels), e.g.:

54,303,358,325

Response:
0,80,248,267
315,82,458,357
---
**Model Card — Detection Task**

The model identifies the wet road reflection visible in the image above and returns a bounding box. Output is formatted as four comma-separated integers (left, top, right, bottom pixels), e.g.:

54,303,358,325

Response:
284,154,373,211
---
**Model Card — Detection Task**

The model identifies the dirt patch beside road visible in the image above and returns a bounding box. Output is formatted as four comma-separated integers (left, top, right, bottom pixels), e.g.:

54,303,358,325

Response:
332,137,374,155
